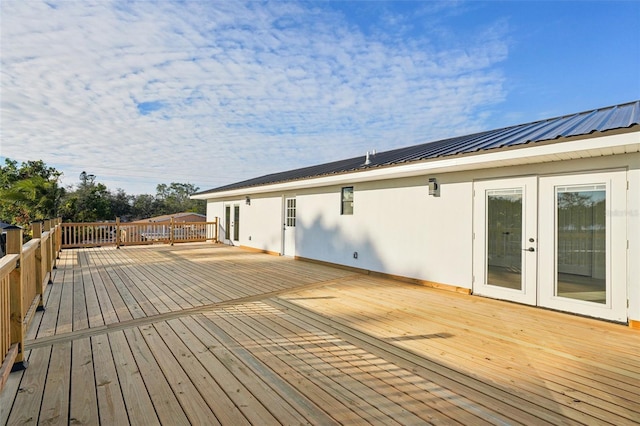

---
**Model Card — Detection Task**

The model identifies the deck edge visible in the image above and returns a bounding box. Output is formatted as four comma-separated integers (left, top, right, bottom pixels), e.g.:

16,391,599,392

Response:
294,255,471,295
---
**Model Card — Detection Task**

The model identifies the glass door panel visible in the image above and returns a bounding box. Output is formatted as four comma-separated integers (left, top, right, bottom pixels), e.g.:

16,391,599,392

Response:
556,185,606,303
486,189,523,290
286,198,296,227
233,205,240,241
224,205,231,244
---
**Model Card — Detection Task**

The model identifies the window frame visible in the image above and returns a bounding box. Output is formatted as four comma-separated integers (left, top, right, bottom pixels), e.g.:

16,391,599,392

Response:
341,186,354,215
286,198,296,227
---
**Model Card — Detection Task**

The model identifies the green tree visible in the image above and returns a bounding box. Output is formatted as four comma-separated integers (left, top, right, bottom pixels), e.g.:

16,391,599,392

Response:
154,182,204,215
0,159,64,226
59,171,112,222
131,194,157,219
1,159,205,224
109,188,133,219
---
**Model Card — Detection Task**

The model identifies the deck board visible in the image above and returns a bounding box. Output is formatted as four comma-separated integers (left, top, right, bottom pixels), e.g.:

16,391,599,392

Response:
6,345,51,425
165,318,285,425
195,311,366,425
107,330,161,426
138,323,221,425
2,243,639,425
39,342,71,425
91,334,129,425
189,314,341,425
173,316,313,425
271,298,575,425
69,338,99,425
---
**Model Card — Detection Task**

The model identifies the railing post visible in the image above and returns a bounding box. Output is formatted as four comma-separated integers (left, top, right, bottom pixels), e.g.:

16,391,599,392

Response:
170,217,175,246
31,222,45,311
215,217,219,242
116,217,121,249
5,226,27,371
56,218,62,259
44,220,53,284
52,218,59,264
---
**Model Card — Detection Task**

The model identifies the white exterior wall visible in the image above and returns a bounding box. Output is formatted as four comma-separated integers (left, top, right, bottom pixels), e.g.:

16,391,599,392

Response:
205,151,640,323
296,178,473,288
242,195,285,253
206,199,225,240
207,195,289,253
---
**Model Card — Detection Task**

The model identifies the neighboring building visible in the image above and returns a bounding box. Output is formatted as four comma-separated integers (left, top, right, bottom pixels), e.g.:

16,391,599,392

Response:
132,212,207,224
126,212,206,241
192,101,640,327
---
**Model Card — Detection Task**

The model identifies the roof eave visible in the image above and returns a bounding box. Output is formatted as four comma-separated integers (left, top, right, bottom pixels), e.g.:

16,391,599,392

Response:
191,129,640,201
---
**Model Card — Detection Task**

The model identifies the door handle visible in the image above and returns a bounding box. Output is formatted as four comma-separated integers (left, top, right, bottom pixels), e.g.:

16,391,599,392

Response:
523,247,535,252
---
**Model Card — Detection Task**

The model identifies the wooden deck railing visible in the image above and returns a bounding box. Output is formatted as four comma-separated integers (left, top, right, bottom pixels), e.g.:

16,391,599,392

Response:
61,217,219,249
0,219,61,392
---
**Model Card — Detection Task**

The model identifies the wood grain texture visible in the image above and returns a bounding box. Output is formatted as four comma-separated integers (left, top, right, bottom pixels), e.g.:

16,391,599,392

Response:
2,244,638,425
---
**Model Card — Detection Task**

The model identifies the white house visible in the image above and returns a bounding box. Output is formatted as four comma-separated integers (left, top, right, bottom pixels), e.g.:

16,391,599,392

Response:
193,101,640,327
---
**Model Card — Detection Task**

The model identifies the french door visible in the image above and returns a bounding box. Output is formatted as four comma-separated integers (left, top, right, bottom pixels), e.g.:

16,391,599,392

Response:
473,171,627,322
473,177,538,305
224,204,240,245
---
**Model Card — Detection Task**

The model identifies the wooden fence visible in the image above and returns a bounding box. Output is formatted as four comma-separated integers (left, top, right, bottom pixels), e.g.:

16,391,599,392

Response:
61,217,219,249
0,219,61,392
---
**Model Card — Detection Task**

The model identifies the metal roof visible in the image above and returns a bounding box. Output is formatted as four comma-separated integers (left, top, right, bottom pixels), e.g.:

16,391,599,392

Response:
195,100,640,196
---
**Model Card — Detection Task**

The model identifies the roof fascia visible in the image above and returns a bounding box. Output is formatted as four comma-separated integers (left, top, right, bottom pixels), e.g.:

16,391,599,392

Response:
192,130,640,201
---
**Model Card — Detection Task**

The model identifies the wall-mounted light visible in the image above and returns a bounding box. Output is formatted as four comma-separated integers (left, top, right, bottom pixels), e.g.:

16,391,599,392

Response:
428,178,440,197
245,196,251,205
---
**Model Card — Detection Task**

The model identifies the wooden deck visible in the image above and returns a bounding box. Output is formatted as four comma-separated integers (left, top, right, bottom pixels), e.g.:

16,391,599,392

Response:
1,243,639,425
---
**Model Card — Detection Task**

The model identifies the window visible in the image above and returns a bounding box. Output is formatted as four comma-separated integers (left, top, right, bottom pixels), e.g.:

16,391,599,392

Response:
341,186,354,215
286,198,296,227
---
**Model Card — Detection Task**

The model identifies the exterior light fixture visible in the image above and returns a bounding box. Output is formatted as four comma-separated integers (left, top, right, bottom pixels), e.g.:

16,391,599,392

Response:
245,196,251,205
428,178,440,197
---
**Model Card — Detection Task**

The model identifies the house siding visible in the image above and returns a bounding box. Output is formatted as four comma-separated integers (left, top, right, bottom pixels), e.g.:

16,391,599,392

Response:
295,178,474,288
243,195,284,253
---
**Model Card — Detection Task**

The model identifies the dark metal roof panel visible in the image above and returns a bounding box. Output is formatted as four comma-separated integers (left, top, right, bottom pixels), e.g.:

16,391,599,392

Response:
195,101,640,196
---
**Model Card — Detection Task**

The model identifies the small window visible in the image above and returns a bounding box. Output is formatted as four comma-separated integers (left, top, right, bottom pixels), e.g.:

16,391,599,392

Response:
286,198,296,227
341,187,354,215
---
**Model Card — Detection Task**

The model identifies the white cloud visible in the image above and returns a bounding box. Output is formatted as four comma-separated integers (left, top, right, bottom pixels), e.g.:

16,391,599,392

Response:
1,0,508,194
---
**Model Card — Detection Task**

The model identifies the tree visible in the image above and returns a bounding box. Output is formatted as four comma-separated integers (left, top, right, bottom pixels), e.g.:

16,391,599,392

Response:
0,159,64,226
1,158,205,224
154,182,205,215
59,171,112,222
131,194,157,219
109,188,133,220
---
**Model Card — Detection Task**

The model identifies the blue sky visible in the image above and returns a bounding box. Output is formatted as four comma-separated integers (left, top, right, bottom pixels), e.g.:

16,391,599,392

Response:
1,1,638,195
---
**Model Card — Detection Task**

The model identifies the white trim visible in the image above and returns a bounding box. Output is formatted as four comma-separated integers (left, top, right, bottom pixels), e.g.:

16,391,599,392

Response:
538,171,628,322
472,177,538,306
192,131,639,200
